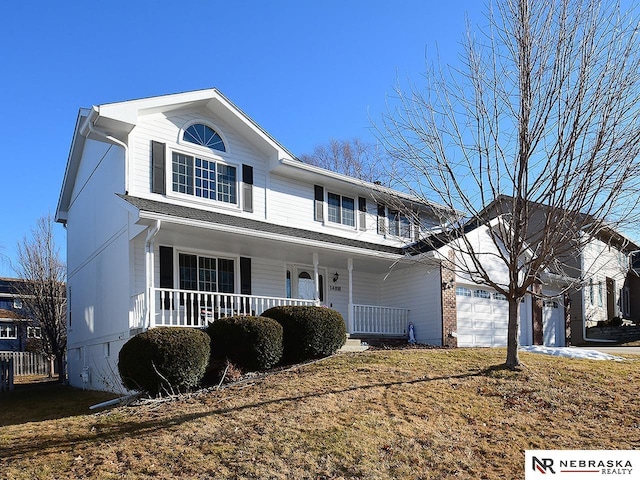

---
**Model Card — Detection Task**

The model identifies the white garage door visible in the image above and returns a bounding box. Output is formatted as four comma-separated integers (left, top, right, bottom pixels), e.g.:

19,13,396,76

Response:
543,300,565,347
455,285,531,347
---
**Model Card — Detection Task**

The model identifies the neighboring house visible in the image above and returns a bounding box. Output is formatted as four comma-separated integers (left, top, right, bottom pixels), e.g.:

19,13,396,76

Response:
56,89,567,392
0,278,41,352
408,217,569,349
481,195,640,344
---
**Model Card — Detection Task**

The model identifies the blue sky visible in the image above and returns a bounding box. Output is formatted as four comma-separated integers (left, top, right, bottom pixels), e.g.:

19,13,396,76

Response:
0,1,482,277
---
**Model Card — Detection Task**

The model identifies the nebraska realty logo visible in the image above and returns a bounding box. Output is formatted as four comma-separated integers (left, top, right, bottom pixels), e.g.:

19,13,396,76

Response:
525,451,636,479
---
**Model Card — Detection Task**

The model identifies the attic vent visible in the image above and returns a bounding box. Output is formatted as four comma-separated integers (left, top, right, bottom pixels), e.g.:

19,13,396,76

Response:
183,123,226,152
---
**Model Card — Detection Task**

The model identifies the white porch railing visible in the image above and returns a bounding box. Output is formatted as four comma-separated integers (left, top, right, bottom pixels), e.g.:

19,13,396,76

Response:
130,291,146,330
352,304,409,336
131,288,319,329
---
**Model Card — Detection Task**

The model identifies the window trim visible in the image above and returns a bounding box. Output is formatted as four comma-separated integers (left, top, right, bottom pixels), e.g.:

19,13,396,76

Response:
27,326,41,338
0,324,17,339
381,205,413,239
178,121,230,155
177,251,237,294
169,148,240,208
326,191,356,228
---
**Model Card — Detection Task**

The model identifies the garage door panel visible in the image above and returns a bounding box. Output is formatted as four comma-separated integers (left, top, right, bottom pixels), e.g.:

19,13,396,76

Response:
457,303,472,313
472,319,495,330
474,304,492,314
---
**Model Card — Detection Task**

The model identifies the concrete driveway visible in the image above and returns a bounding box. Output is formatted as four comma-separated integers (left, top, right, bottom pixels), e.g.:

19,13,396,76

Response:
572,345,640,356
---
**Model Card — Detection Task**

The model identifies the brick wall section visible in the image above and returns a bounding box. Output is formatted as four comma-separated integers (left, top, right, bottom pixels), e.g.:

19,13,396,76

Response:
441,249,457,348
564,293,572,346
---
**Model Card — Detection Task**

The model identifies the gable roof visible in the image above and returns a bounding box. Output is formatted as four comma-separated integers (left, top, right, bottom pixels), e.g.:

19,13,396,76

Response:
56,88,300,224
479,195,640,253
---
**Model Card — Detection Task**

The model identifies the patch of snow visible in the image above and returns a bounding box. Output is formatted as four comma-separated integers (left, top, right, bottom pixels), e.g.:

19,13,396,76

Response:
519,345,624,361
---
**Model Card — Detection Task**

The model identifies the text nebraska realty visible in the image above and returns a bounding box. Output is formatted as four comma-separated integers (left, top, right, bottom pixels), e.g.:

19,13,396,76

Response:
560,459,632,475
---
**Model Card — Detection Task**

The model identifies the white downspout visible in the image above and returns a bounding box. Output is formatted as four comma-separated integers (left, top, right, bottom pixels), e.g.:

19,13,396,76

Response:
145,220,161,329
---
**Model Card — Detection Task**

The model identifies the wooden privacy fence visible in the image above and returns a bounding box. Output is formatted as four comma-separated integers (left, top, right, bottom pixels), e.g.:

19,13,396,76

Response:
0,351,51,376
1,358,13,392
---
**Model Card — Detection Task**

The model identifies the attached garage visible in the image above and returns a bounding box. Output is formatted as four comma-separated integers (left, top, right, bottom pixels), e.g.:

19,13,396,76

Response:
455,284,563,347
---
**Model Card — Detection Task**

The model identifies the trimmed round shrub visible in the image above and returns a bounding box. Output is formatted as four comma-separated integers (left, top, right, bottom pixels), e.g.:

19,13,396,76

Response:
118,327,210,396
207,315,283,371
261,306,346,362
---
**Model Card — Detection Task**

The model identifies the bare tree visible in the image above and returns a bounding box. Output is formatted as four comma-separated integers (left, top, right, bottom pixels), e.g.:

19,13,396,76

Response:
300,138,389,184
380,0,640,367
14,215,67,382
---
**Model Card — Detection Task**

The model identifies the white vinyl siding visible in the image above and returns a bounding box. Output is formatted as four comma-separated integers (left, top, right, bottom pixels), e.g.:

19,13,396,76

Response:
129,110,266,218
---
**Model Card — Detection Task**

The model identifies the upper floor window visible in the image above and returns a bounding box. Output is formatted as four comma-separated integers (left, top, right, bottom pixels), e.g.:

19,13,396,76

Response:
327,193,355,227
183,123,226,152
387,210,411,238
27,326,41,338
13,298,22,309
172,153,237,204
0,324,17,339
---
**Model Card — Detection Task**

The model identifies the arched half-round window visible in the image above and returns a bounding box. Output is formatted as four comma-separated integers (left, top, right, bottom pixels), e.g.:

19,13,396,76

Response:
183,123,226,152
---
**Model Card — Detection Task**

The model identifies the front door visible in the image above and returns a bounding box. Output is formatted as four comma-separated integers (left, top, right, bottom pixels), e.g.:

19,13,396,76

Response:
297,271,315,300
288,266,326,302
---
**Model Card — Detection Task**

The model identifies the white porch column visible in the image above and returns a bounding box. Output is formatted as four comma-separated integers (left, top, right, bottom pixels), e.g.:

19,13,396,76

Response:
348,257,353,334
144,220,161,329
313,252,320,303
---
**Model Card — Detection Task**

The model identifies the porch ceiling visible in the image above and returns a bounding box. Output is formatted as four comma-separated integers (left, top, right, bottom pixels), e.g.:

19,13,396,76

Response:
155,221,402,273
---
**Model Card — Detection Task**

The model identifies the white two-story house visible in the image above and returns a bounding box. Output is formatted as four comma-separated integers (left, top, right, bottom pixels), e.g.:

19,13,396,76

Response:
56,89,570,391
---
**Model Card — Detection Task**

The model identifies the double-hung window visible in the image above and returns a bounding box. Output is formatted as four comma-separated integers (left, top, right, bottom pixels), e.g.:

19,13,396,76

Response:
179,253,235,294
172,153,237,204
387,210,412,238
327,193,355,227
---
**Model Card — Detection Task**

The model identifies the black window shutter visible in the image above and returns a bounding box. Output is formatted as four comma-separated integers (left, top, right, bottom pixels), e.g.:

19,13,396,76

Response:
242,164,253,213
159,246,173,309
314,185,324,222
151,141,166,195
159,246,173,288
358,197,367,231
240,257,252,295
377,203,386,234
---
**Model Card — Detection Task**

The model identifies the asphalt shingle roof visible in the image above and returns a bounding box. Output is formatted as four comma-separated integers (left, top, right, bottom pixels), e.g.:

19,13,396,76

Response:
119,195,405,255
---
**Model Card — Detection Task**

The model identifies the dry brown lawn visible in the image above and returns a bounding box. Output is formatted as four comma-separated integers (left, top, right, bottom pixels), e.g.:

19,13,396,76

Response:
1,348,639,479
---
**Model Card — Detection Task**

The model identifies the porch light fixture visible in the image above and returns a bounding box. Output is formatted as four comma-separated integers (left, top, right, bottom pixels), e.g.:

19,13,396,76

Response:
333,272,339,283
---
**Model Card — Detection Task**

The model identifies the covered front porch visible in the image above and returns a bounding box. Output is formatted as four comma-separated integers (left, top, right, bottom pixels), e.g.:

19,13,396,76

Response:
127,205,420,339
130,288,410,336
